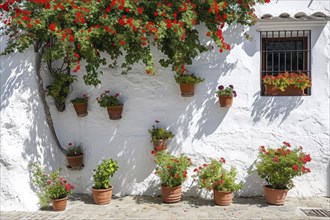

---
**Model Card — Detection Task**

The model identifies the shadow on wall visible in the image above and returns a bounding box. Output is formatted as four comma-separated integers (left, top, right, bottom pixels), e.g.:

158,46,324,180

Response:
238,165,265,197
327,162,330,197
251,92,304,125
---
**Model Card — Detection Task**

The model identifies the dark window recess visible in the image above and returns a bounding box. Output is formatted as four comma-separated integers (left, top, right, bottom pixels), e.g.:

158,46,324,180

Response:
260,30,311,95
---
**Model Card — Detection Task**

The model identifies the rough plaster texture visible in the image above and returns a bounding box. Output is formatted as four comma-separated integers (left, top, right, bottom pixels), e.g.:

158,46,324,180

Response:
1,1,329,211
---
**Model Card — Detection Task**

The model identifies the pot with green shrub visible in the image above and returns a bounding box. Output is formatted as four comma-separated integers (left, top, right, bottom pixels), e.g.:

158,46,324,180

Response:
193,158,242,206
71,94,88,117
97,90,123,120
152,150,191,203
148,120,174,151
92,159,119,205
65,143,84,169
255,142,312,205
216,85,237,108
175,72,204,97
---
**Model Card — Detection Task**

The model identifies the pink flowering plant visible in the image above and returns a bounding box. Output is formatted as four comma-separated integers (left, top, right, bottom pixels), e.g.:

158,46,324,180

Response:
71,94,89,104
216,85,237,97
46,169,75,200
152,150,191,187
97,90,121,107
193,158,242,192
65,143,83,157
255,142,312,190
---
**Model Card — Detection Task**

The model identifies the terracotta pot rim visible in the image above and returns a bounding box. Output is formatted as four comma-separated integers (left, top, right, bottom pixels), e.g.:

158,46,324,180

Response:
218,95,234,98
213,190,233,194
66,154,83,158
179,83,195,85
161,184,181,189
92,187,113,192
72,102,88,105
106,104,123,108
52,197,68,201
264,185,289,191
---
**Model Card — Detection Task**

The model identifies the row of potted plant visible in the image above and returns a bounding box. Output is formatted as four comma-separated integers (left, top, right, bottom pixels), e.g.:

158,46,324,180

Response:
32,141,311,211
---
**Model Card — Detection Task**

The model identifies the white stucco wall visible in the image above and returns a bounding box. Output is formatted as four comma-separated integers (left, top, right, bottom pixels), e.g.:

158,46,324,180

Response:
1,1,329,211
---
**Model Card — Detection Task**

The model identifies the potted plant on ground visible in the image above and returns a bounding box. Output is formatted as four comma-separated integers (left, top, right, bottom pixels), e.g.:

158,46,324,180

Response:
97,90,123,120
65,143,84,169
148,120,174,151
262,71,311,96
152,150,191,203
255,142,312,205
92,159,119,205
216,85,237,108
193,158,242,206
71,94,88,117
30,163,74,211
174,72,204,97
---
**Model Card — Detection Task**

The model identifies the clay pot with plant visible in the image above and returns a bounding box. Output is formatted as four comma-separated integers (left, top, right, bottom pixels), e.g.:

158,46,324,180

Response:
30,163,74,211
151,150,191,203
216,85,237,108
65,143,84,169
97,90,123,120
262,71,311,96
255,142,312,205
71,94,88,117
175,72,204,97
92,159,119,205
193,158,242,206
148,120,174,151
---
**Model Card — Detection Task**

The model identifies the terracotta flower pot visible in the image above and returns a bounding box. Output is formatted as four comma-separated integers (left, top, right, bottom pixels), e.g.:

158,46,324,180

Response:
52,197,67,211
152,139,168,151
72,102,88,117
66,154,83,169
263,185,288,205
213,190,233,206
107,105,123,120
92,187,113,205
179,83,195,97
219,96,233,107
264,84,304,96
161,185,182,203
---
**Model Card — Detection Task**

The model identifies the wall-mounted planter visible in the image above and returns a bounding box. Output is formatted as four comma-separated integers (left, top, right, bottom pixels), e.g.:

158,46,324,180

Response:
72,102,88,117
152,139,168,151
66,154,84,169
179,83,195,97
219,96,233,108
107,105,123,120
264,85,304,96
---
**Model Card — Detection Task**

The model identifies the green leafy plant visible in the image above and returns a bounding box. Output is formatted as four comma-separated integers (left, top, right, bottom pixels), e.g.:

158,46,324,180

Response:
216,85,237,97
93,159,119,189
174,72,204,84
71,94,88,104
193,158,242,192
148,120,174,141
255,142,312,190
29,163,74,206
47,71,77,112
97,90,121,108
152,150,191,187
262,72,312,91
65,143,83,157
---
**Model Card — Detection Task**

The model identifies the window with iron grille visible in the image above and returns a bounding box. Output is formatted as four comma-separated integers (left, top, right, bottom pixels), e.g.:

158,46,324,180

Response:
260,30,311,95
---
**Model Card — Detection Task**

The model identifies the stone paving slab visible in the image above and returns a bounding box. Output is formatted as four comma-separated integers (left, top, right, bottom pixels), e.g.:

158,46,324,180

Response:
0,194,329,220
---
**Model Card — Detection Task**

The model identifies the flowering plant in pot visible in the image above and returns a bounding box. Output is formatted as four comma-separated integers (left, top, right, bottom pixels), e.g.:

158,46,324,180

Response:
71,94,89,117
262,72,311,96
29,163,74,211
216,85,237,107
92,159,119,205
97,90,123,120
152,150,191,203
174,72,205,97
193,158,242,206
148,120,174,151
255,142,312,205
64,143,84,169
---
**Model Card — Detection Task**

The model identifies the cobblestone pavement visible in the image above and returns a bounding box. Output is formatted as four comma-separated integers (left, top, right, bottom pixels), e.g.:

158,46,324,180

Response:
0,195,329,220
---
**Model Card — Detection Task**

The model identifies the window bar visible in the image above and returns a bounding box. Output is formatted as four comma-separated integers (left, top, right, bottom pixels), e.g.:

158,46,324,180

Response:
296,31,299,72
303,30,306,71
309,30,311,95
260,31,263,95
272,31,274,75
290,30,293,71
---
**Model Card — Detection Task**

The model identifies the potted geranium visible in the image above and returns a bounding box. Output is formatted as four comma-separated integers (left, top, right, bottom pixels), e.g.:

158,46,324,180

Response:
71,94,88,117
216,85,237,108
65,143,84,169
255,142,312,205
152,150,191,203
97,90,123,120
193,158,242,206
148,120,174,151
262,72,311,96
30,163,74,211
174,72,204,97
92,159,119,205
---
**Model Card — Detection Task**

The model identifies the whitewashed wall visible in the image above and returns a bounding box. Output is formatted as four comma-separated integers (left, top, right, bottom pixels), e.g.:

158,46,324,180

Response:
1,1,329,211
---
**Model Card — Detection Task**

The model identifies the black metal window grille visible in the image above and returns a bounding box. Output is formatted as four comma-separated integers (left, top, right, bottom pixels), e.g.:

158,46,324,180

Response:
260,30,311,95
